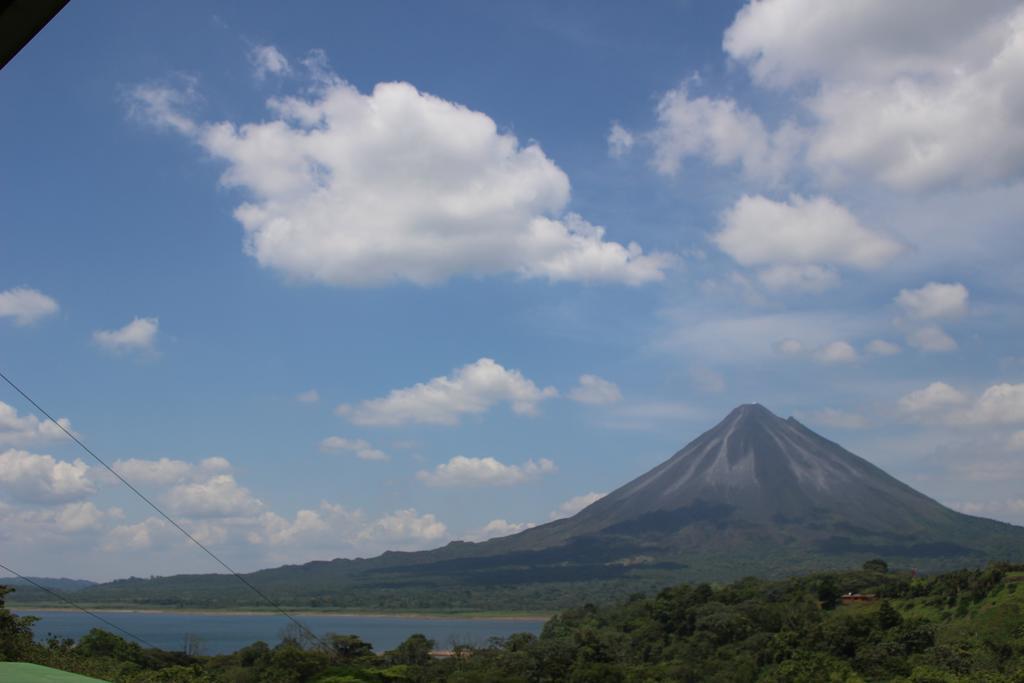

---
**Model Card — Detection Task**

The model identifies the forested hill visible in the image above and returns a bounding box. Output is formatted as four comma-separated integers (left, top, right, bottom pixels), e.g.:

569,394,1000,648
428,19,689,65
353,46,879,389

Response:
5,562,1024,681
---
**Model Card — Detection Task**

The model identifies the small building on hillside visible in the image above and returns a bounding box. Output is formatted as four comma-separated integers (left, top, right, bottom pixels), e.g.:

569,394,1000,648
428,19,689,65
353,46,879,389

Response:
841,592,878,605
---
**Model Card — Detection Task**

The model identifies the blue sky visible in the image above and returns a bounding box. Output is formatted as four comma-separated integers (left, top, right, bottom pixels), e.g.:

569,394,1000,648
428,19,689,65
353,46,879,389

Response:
2,0,1023,580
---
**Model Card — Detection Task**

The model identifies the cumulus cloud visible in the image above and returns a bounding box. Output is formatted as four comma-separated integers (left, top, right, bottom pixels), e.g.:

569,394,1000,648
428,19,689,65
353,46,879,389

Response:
93,317,159,353
725,0,1024,189
249,45,291,79
164,473,263,518
417,456,555,487
104,517,170,551
866,339,901,356
319,436,389,461
130,67,673,286
0,287,59,325
0,401,74,447
550,491,605,520
650,84,801,182
607,123,635,158
247,502,446,550
466,518,536,542
296,389,319,403
357,508,447,543
956,383,1024,425
568,374,622,405
906,325,958,352
339,358,557,426
128,79,199,136
898,382,968,415
896,282,969,319
815,341,858,364
0,501,121,540
109,456,229,486
0,449,94,504
715,195,901,275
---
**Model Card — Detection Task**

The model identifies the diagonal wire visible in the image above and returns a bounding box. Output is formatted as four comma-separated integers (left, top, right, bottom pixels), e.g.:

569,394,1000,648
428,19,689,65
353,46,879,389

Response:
0,561,161,650
0,369,331,654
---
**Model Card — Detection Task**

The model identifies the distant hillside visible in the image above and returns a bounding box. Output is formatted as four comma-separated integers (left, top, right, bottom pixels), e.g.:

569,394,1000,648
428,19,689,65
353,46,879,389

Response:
11,405,1024,612
3,577,96,593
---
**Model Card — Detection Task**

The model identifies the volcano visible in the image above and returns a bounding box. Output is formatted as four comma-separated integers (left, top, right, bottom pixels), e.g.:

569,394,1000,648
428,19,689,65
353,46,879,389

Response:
51,404,1024,611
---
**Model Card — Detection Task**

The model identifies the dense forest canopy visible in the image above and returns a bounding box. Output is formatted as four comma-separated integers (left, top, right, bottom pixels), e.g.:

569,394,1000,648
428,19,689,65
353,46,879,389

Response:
4,562,1024,682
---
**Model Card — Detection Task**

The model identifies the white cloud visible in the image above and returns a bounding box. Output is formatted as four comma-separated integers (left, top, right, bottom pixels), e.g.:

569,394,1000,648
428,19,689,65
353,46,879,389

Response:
319,436,389,461
0,449,94,504
296,389,319,403
0,401,73,447
339,358,557,426
806,408,867,430
715,195,901,272
550,491,605,520
466,518,536,542
109,456,229,487
568,374,622,405
649,84,801,182
725,1,1024,190
0,287,59,325
906,325,958,352
93,317,159,352
815,341,858,364
104,517,169,551
896,282,969,319
416,455,555,487
607,123,635,158
0,501,120,540
128,79,199,136
164,474,263,518
255,508,331,546
866,339,901,356
956,383,1024,425
898,381,968,415
249,45,291,79
131,72,672,286
248,502,446,550
1009,431,1024,451
357,508,447,543
54,502,111,533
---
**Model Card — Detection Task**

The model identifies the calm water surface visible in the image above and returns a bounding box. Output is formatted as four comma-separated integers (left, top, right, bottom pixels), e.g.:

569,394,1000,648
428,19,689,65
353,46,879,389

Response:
17,609,546,655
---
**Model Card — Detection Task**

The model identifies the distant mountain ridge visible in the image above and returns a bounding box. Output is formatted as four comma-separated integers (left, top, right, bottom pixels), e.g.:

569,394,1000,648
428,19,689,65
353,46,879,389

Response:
11,404,1024,611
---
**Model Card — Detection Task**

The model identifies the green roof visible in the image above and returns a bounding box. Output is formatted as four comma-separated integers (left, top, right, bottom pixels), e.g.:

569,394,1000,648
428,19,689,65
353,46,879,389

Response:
0,662,109,682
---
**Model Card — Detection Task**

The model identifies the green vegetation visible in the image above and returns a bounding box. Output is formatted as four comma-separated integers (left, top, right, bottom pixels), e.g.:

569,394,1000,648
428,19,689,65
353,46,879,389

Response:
5,563,1024,681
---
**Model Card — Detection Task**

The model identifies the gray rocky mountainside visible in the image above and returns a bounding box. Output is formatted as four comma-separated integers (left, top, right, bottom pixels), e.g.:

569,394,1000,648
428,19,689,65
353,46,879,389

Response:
31,404,1024,610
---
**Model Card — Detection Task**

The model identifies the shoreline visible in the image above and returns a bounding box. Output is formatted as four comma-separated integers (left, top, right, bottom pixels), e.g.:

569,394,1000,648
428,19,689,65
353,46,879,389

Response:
12,605,552,621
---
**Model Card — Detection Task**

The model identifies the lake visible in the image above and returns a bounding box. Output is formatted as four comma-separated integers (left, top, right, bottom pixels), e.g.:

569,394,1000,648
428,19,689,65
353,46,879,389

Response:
16,609,547,655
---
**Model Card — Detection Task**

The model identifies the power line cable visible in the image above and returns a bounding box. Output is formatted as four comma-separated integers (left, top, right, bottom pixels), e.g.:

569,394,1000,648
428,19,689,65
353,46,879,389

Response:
0,369,332,654
0,561,161,650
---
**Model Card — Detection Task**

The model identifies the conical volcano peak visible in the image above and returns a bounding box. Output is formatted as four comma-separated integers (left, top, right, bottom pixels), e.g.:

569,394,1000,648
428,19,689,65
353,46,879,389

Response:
722,402,792,424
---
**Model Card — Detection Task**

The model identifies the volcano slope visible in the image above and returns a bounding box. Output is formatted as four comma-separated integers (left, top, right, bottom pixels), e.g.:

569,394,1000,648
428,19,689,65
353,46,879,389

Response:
43,404,1024,611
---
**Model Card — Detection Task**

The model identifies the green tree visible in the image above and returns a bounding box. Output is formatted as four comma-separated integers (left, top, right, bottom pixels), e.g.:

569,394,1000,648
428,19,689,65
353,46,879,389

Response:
387,633,434,666
327,633,375,662
818,576,841,610
878,600,903,630
862,558,888,573
0,586,38,661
